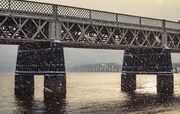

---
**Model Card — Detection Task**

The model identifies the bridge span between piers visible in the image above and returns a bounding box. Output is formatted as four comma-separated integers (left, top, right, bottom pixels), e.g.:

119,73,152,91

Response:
0,0,180,99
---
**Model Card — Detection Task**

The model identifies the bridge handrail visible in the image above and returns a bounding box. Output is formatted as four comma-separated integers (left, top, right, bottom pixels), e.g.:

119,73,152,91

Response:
0,0,180,30
165,20,180,30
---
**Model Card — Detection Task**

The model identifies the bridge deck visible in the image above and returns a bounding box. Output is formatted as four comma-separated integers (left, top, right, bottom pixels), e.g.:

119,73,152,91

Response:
0,0,180,52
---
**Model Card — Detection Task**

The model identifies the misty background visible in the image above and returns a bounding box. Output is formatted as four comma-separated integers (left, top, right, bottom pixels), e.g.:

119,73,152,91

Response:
0,45,180,72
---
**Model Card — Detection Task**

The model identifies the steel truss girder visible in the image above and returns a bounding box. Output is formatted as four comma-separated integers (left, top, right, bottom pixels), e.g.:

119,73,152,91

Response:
167,33,180,48
1,15,180,51
61,21,163,48
0,16,49,41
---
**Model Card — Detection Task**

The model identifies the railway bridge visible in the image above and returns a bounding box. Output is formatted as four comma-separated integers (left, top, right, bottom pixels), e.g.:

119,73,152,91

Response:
0,0,180,99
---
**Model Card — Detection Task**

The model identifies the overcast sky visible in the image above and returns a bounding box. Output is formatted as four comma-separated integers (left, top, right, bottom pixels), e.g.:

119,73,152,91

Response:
0,0,180,72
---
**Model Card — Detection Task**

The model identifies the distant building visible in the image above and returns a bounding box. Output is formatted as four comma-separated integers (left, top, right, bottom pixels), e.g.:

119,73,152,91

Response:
67,63,122,72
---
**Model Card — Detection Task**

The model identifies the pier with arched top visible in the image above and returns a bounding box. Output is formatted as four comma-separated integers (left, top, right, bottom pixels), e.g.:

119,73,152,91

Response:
0,0,180,99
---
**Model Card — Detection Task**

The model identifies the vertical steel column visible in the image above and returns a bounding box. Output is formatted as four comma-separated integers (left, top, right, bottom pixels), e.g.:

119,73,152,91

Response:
49,4,61,41
162,20,168,48
49,21,61,41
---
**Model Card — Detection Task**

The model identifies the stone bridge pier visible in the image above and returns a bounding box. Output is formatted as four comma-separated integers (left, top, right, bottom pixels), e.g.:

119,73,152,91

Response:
15,42,66,100
121,48,174,96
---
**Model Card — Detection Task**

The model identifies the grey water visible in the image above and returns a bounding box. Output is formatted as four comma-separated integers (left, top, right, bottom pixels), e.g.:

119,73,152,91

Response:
1,72,180,114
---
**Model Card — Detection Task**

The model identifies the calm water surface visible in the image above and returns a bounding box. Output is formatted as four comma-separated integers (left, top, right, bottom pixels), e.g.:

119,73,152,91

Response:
1,72,180,114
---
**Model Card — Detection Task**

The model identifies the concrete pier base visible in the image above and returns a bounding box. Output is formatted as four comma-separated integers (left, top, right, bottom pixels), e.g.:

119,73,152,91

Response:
44,74,66,100
157,74,174,95
121,73,136,92
15,42,66,99
15,74,34,96
121,49,174,95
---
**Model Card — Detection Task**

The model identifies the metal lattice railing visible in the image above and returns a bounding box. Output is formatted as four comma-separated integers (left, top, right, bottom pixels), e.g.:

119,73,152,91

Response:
118,14,140,24
0,0,180,30
10,1,53,14
0,0,9,9
141,17,163,27
10,0,53,17
91,10,116,22
166,21,180,30
0,0,9,13
58,5,90,19
0,0,54,17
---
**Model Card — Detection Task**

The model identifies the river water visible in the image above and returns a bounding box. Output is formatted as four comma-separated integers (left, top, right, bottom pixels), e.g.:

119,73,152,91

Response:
1,72,180,114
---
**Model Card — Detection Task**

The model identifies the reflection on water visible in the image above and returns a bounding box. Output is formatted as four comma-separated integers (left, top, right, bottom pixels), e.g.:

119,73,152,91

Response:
14,94,67,114
1,73,180,113
15,94,34,114
136,75,157,94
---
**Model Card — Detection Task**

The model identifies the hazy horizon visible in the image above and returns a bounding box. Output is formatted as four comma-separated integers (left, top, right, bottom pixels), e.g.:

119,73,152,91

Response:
1,45,180,72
